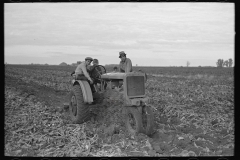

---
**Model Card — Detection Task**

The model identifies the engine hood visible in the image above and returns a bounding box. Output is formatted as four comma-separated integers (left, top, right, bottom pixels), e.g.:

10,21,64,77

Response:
100,72,126,80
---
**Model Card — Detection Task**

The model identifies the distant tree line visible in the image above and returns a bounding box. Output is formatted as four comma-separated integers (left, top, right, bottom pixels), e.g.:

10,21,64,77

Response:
28,61,82,66
30,63,49,65
216,58,233,68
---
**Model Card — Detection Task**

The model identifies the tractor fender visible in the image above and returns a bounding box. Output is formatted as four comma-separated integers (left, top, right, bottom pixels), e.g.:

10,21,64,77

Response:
72,80,93,104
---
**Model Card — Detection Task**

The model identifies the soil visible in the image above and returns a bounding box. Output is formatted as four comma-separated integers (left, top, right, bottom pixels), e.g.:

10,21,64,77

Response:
5,75,70,111
4,73,234,156
5,75,147,156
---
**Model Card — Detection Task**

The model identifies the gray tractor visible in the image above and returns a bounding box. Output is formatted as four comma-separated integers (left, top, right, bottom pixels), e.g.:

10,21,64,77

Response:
68,65,154,136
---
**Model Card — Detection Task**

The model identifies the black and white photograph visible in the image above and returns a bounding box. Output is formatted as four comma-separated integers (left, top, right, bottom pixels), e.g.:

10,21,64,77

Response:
5,2,234,157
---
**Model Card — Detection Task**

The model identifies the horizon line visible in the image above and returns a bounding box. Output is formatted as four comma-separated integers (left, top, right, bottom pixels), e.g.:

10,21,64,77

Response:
5,63,221,67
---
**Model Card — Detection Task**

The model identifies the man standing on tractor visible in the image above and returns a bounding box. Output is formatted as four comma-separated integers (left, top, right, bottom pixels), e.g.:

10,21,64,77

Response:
119,51,132,73
72,57,94,84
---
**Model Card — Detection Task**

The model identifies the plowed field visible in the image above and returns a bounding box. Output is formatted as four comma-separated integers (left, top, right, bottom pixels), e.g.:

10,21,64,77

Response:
5,65,234,157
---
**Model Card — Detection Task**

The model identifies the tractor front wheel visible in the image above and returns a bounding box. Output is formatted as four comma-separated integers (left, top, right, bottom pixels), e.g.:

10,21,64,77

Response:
141,105,154,136
124,107,143,136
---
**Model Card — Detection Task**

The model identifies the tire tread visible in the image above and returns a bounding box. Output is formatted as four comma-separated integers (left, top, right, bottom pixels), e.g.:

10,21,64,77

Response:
69,84,91,124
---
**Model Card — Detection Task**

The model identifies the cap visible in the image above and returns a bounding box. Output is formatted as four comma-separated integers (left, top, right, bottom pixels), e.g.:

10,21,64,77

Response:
119,51,126,58
85,57,93,61
93,59,99,64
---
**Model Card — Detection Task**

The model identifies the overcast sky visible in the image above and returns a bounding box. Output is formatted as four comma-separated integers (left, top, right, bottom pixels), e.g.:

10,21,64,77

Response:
4,3,234,66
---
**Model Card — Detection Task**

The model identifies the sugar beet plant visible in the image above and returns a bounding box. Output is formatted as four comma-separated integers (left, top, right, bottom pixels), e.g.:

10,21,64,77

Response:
5,65,234,156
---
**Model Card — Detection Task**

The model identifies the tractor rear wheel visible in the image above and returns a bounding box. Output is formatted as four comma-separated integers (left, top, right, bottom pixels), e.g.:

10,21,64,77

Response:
69,84,91,123
141,105,154,135
125,107,143,136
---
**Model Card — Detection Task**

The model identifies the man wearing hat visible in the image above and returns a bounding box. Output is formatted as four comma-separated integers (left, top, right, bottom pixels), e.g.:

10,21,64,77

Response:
87,58,102,83
113,66,118,72
119,51,132,73
87,59,99,72
72,57,94,84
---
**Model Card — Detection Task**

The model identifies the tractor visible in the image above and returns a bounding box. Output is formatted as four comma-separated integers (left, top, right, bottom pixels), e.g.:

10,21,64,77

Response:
68,65,154,136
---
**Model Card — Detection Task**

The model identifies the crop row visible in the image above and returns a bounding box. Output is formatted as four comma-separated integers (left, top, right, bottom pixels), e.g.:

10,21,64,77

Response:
5,64,234,77
5,66,234,135
5,67,72,91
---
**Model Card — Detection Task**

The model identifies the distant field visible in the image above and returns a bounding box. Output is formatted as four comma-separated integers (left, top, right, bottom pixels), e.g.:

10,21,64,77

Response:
5,64,234,76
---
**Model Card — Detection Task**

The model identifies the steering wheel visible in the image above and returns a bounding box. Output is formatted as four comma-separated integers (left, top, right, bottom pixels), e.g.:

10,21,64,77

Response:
90,65,106,80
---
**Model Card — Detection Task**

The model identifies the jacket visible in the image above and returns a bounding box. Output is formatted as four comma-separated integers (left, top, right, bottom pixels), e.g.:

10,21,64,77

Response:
119,58,132,73
75,61,91,80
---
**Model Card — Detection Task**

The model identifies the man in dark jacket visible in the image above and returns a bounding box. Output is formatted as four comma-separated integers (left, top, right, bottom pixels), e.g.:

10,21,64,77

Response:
87,59,99,72
87,59,103,79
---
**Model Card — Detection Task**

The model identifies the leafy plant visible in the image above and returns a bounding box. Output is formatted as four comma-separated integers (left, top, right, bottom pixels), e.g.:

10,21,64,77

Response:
5,65,234,156
216,59,224,68
228,58,233,67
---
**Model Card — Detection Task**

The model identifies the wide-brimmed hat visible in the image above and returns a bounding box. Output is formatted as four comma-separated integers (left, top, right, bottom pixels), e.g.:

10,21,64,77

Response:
119,51,126,58
85,57,93,61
